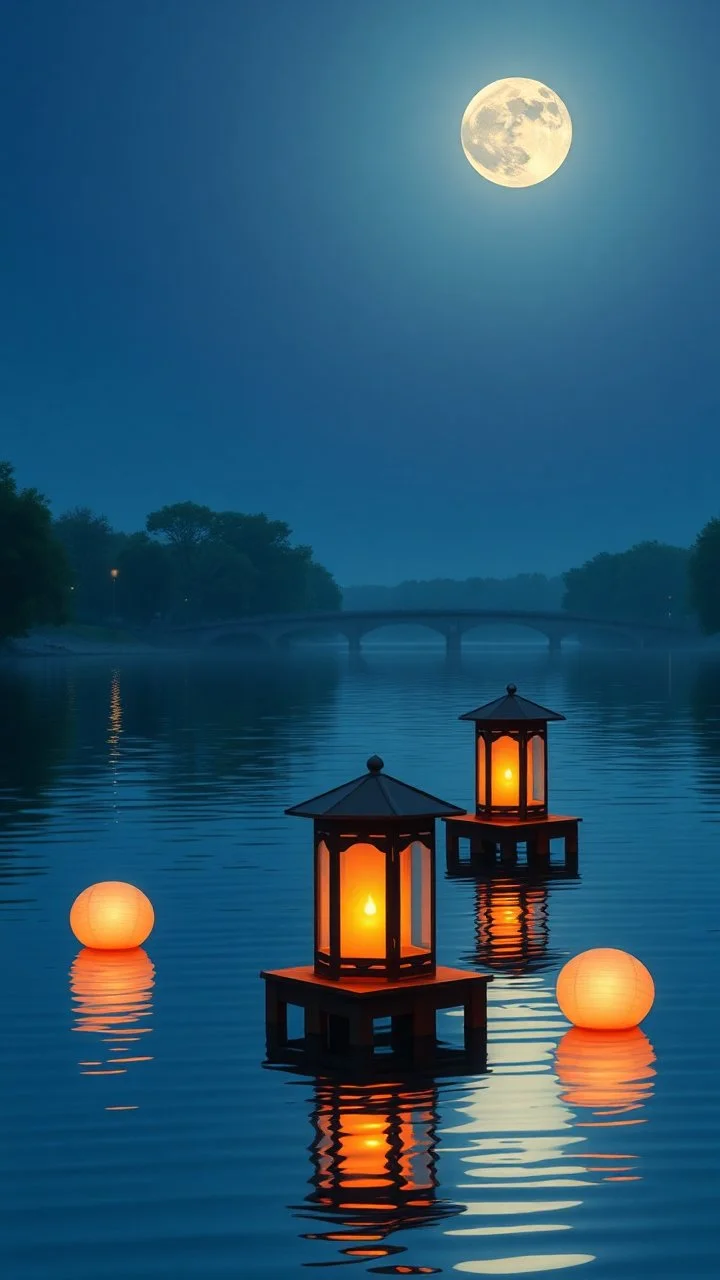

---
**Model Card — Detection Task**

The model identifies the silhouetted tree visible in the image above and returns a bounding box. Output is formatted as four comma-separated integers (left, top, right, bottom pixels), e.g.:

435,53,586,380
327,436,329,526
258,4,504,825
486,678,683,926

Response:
210,512,341,613
145,502,215,616
188,539,256,619
0,462,70,640
562,542,692,625
146,501,215,554
305,561,342,611
114,533,176,624
688,518,720,634
54,506,119,622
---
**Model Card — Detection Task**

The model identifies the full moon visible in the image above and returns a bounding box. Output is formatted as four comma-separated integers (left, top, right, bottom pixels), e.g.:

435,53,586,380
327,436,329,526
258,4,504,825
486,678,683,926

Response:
461,77,572,188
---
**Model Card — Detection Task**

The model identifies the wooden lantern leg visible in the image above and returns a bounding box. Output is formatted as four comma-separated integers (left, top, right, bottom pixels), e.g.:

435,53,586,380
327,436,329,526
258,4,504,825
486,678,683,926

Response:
413,1003,436,1067
529,831,550,864
265,981,288,1053
348,1009,374,1064
305,1005,327,1060
391,1013,413,1054
446,824,461,871
499,836,516,863
464,984,487,1060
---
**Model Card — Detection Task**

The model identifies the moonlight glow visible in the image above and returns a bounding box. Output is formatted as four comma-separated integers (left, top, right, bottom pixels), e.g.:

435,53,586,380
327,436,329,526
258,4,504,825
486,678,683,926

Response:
461,77,572,188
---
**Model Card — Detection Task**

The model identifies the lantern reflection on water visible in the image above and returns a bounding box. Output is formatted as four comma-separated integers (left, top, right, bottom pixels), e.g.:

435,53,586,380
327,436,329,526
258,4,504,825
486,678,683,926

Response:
70,947,154,1089
298,1079,463,1265
442,974,657,1275
473,877,555,975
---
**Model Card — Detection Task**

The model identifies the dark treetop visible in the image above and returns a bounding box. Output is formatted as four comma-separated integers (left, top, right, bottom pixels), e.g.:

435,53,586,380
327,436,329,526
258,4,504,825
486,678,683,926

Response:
459,685,566,724
285,755,465,821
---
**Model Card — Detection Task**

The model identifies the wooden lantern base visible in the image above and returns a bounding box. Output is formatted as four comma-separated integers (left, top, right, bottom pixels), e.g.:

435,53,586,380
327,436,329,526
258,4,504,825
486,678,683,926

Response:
260,965,492,1072
443,812,581,875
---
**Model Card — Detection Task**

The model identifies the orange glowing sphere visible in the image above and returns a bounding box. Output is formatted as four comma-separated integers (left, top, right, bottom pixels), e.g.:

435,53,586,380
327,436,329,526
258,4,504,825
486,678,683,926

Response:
556,947,655,1030
70,881,155,950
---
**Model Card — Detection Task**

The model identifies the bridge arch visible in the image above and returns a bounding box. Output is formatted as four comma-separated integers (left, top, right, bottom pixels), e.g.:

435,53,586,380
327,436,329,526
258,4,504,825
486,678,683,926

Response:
173,607,692,655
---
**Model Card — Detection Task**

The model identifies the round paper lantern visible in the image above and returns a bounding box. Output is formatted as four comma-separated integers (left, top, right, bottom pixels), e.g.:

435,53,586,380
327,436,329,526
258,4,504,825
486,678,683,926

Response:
556,947,654,1030
70,881,154,950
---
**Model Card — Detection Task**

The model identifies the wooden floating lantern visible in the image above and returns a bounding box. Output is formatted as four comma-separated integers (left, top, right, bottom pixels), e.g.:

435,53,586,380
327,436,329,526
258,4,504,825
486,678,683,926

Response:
461,683,564,819
444,685,581,871
260,756,492,1070
287,753,464,982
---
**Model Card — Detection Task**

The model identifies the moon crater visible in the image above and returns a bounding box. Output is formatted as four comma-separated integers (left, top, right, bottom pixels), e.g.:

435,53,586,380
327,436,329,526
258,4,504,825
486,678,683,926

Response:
461,78,572,188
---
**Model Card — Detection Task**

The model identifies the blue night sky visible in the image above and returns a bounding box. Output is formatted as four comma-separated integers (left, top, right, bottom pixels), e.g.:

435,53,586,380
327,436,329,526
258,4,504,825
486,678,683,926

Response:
1,0,718,585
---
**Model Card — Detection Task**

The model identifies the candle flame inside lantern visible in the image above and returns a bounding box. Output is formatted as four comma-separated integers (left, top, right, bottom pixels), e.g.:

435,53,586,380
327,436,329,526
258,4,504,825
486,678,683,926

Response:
504,768,513,780
339,843,387,958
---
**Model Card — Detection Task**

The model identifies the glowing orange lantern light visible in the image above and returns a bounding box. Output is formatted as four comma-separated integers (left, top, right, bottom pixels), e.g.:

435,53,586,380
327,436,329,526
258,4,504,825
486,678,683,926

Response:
71,946,155,1036
286,755,464,981
555,1025,656,1115
70,881,154,950
474,878,551,973
459,684,566,818
300,1079,464,1261
556,948,655,1031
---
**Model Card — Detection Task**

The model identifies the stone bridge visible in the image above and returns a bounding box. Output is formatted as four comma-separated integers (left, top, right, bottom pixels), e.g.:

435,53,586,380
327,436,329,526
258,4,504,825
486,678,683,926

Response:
165,609,697,657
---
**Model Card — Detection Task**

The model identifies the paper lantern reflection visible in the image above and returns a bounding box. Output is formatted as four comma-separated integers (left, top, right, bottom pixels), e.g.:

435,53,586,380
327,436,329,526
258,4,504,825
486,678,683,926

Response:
70,947,154,1082
555,1026,656,1118
298,1080,462,1265
474,878,553,974
70,881,154,950
556,947,655,1030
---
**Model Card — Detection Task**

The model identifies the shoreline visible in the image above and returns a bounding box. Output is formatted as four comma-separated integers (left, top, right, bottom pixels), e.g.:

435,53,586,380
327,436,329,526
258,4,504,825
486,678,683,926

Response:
1,629,168,658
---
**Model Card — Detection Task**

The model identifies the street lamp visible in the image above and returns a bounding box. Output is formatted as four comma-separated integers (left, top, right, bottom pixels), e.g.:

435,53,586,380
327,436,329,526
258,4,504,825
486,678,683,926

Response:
110,568,119,627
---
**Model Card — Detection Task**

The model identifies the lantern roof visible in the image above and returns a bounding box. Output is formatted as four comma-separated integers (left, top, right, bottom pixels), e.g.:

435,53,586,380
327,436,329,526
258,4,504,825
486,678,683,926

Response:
459,684,566,724
285,755,465,820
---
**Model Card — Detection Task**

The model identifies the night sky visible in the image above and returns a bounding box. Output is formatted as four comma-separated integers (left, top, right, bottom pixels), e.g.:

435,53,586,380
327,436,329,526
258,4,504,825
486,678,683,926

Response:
2,0,718,585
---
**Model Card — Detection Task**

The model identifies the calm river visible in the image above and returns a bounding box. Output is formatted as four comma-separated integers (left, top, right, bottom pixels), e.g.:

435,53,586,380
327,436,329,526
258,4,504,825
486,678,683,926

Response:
1,644,719,1278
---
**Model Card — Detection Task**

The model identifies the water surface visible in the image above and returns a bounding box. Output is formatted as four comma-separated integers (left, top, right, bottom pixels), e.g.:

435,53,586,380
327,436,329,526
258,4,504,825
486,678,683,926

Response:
1,646,718,1278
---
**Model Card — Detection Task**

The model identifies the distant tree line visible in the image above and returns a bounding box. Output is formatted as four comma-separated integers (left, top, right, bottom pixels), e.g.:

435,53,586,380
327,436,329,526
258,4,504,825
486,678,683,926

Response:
0,463,341,640
342,540,720,635
561,541,693,626
342,574,564,613
4,455,720,641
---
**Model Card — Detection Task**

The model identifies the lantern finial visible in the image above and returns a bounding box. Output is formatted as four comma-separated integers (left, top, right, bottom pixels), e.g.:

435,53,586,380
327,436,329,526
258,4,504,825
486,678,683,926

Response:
366,754,384,774
506,683,517,696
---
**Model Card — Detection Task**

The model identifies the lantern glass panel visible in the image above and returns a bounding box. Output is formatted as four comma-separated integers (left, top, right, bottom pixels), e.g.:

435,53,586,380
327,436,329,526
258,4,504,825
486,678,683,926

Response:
527,733,546,805
399,841,431,955
339,842,386,959
317,839,330,953
476,735,486,807
490,734,520,807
